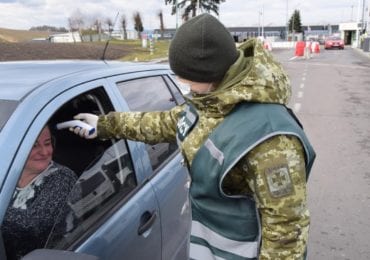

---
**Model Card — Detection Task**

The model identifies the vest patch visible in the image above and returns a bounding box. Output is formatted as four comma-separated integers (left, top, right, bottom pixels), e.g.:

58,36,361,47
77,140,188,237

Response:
265,164,293,198
177,103,198,141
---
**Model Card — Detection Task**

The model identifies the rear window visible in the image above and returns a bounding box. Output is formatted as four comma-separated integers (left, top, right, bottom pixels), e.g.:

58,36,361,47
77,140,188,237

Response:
328,37,341,41
0,100,18,131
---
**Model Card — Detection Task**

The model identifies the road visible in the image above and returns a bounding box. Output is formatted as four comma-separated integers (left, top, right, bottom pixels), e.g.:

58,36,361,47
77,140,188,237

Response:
272,47,370,260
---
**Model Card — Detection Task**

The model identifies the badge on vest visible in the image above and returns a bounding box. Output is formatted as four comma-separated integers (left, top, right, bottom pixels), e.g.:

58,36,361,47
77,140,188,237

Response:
177,104,199,141
265,164,294,198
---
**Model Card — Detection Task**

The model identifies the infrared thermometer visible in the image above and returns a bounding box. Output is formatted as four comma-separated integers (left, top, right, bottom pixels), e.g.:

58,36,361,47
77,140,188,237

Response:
56,120,95,136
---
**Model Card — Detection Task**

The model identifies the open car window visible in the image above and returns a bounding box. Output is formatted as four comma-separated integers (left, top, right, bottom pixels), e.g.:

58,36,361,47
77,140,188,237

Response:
46,140,136,249
44,87,137,249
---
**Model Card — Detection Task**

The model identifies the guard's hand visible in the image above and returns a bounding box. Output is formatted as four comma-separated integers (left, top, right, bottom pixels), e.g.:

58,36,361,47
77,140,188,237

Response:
71,113,98,139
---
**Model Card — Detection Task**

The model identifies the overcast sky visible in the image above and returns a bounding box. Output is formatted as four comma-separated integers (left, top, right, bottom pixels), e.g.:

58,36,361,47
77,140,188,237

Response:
0,0,367,31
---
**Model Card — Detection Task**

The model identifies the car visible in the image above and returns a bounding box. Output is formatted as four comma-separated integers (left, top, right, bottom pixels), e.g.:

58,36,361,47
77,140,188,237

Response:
324,36,344,50
0,60,191,260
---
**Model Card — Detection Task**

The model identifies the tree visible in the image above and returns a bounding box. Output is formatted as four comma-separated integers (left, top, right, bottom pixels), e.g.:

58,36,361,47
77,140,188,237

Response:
288,9,302,33
165,0,225,21
158,10,165,38
133,12,144,39
68,9,85,42
121,14,128,40
106,17,113,33
93,18,102,41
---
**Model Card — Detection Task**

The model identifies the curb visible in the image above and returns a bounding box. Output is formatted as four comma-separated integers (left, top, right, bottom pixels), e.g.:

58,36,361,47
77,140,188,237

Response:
353,47,370,60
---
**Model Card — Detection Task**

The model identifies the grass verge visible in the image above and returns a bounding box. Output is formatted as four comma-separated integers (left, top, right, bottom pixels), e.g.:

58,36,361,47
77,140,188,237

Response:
114,39,170,62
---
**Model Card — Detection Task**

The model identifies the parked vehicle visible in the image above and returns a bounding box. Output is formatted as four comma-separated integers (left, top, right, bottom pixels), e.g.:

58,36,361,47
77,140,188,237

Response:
324,36,344,50
0,60,191,260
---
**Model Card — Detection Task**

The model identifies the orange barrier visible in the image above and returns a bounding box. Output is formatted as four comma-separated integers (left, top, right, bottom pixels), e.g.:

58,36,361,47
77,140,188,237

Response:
295,41,305,56
312,41,320,53
263,41,272,51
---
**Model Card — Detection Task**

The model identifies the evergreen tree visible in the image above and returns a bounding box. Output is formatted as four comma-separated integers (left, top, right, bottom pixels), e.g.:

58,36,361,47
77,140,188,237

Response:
165,0,225,21
121,14,127,40
133,12,144,39
288,9,302,33
158,10,165,38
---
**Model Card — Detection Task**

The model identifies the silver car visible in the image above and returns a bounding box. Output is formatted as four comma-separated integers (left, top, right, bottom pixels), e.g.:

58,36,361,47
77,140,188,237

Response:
0,60,191,260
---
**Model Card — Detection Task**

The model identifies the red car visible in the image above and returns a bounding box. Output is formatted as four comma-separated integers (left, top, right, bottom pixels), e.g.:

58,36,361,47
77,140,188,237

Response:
324,36,344,50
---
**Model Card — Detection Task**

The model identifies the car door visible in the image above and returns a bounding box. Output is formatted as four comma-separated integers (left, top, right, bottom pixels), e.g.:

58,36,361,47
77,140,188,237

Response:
106,71,191,260
0,78,163,260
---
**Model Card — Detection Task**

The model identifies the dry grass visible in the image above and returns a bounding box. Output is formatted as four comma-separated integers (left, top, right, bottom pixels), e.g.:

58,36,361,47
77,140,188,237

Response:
0,27,51,42
0,28,170,62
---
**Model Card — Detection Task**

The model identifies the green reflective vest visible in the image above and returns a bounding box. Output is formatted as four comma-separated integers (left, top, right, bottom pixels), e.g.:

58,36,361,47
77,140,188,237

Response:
188,103,316,260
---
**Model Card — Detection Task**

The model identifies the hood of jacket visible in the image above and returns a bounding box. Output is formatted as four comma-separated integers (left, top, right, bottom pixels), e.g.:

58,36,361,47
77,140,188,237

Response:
187,38,291,117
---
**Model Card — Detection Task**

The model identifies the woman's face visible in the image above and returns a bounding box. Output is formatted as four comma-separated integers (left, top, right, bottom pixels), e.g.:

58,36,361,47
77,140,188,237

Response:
23,127,53,175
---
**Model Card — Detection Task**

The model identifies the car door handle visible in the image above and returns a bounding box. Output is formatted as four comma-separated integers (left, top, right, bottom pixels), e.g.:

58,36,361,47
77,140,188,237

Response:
138,210,157,236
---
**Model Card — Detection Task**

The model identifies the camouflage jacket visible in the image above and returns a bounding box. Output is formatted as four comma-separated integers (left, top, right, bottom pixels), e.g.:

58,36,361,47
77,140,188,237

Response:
98,39,310,259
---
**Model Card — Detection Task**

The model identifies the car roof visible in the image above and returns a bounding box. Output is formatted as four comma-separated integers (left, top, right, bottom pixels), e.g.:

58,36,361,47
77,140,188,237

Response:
0,60,169,101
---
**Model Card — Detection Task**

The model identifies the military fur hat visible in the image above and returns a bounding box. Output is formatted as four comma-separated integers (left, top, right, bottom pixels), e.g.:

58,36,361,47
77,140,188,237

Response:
169,13,239,83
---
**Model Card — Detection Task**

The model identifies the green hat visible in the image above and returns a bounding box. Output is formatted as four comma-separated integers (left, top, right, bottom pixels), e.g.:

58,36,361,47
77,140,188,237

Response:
169,13,238,83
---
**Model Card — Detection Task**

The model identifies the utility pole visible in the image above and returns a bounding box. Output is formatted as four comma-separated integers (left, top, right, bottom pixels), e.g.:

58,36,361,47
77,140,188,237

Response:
261,5,264,38
356,0,361,47
175,0,178,30
286,0,289,40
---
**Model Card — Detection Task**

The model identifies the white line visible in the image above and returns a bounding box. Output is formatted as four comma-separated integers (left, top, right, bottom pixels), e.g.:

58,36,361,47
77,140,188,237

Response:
297,91,304,98
300,83,304,89
302,77,306,81
289,56,298,60
294,103,301,113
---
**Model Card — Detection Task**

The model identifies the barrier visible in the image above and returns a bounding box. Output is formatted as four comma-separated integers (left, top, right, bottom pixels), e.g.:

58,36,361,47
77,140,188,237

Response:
312,41,320,53
304,41,312,59
263,41,272,51
295,41,305,56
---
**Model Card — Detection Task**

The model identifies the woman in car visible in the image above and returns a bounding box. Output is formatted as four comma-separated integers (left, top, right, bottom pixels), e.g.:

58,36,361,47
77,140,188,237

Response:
1,125,77,260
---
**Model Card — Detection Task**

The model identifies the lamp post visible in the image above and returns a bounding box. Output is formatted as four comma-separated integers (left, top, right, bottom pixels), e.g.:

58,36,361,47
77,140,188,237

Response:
175,0,178,29
286,0,289,40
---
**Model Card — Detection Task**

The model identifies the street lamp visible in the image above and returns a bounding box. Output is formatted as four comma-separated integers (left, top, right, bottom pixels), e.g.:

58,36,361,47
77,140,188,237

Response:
286,0,289,40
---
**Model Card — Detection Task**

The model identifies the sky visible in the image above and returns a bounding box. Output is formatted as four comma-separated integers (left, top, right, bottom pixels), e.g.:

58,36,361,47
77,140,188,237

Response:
0,0,368,31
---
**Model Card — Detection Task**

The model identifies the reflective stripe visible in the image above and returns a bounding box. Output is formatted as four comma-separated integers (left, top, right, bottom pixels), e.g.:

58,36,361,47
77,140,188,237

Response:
204,139,224,165
190,243,225,260
191,220,258,258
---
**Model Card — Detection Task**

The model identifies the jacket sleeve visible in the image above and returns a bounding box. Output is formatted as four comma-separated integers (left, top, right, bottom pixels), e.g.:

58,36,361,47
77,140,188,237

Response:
97,105,184,144
243,135,309,260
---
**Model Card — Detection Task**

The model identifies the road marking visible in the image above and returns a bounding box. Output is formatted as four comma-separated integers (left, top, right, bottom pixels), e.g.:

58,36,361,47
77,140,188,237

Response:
297,91,304,98
302,77,306,81
294,103,301,113
300,83,304,89
289,56,298,60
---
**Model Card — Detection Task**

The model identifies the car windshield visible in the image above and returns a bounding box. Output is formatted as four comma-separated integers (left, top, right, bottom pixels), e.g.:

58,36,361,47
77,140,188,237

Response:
0,100,18,131
328,37,341,41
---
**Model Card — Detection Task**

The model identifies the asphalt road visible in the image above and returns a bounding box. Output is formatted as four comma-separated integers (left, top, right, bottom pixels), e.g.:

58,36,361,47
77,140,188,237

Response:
272,47,370,260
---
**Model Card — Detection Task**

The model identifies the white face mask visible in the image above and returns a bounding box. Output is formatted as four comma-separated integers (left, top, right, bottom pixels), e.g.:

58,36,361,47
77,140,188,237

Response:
177,81,191,95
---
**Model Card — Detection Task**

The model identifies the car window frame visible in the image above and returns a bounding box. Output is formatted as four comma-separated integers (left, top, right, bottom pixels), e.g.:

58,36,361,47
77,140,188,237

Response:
0,78,152,254
105,70,183,178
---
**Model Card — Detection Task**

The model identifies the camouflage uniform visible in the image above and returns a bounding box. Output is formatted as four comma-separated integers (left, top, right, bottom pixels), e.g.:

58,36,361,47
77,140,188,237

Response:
98,39,314,259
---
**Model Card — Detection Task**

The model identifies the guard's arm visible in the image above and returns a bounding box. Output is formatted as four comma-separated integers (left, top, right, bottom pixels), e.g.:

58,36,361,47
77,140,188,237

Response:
244,135,309,259
97,105,184,143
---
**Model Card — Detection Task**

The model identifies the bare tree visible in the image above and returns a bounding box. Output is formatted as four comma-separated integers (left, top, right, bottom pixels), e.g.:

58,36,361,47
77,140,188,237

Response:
133,11,144,39
121,14,128,40
106,17,113,33
93,18,102,41
68,9,85,42
158,10,165,38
